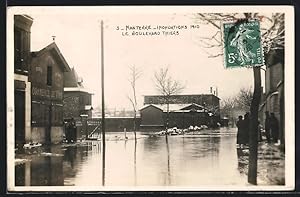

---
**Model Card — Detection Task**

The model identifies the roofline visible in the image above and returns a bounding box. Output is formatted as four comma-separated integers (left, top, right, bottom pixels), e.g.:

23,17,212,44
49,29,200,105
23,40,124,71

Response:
140,103,208,112
139,104,163,111
142,94,220,100
64,87,94,94
14,15,33,28
23,15,34,21
32,42,71,72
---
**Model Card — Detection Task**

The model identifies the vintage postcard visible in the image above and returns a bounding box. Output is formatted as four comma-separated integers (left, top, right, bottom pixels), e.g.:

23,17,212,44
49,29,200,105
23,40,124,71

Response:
7,6,294,191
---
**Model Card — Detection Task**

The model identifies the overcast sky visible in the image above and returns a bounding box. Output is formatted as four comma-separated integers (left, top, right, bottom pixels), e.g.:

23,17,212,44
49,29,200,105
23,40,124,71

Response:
10,7,260,110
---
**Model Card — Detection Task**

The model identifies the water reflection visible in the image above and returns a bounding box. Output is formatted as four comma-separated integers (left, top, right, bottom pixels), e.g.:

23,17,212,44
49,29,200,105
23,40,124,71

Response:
165,136,171,185
133,139,137,186
102,140,105,186
15,129,249,187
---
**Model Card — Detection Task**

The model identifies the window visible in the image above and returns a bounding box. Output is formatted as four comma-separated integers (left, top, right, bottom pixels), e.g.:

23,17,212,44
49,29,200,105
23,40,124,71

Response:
47,66,52,86
14,29,22,70
79,95,84,104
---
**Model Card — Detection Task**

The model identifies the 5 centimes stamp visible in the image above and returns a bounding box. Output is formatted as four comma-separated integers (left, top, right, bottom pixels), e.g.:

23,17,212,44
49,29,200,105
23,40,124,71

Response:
223,19,264,68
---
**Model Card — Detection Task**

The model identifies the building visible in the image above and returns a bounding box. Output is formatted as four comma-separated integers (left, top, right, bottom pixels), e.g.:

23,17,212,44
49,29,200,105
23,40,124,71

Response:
140,103,210,130
140,94,220,130
63,67,93,139
144,94,220,116
259,49,284,144
14,15,33,147
63,67,93,119
30,42,71,144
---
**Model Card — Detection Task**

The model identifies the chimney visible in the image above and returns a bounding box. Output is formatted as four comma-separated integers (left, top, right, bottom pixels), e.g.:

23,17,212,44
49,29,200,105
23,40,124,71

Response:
216,87,218,97
210,87,213,94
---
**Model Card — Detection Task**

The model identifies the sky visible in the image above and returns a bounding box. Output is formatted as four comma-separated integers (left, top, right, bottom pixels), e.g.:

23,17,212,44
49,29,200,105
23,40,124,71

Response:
10,7,260,110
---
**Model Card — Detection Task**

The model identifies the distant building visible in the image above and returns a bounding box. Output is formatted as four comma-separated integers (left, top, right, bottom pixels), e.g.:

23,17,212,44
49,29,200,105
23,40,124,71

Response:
63,67,93,119
30,42,71,144
14,15,33,146
144,94,220,116
140,94,220,130
140,103,210,130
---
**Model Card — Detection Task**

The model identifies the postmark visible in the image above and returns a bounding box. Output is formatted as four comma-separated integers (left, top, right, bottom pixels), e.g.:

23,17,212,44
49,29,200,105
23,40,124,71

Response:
222,19,264,68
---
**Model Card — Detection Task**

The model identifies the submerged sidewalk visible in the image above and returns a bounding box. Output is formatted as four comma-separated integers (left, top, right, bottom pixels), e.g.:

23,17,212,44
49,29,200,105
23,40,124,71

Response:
237,142,285,185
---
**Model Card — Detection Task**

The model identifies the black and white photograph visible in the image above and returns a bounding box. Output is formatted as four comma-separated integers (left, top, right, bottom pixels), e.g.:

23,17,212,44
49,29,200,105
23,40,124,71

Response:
6,6,294,191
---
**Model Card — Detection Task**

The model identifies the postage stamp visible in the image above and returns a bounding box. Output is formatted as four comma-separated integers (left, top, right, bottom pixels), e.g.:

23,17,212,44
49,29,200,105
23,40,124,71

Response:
223,19,264,68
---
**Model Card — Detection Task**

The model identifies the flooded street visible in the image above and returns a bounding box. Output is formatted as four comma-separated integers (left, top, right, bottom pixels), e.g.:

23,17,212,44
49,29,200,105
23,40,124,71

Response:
15,127,284,187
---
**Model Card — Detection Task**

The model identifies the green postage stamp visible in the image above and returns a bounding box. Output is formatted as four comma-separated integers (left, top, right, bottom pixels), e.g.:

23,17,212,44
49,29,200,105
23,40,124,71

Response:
223,19,264,68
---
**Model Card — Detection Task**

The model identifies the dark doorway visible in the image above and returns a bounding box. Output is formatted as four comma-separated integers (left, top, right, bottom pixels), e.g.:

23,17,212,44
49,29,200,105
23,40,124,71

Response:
15,90,25,147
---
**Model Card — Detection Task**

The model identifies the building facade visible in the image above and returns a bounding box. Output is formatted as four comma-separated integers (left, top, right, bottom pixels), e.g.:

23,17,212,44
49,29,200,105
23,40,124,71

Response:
259,49,284,144
14,15,33,146
140,100,215,130
63,67,93,120
144,94,220,116
140,103,210,130
30,42,70,144
63,68,93,140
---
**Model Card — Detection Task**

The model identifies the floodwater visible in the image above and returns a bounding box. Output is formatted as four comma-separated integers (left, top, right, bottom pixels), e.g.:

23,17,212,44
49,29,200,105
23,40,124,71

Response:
14,127,284,187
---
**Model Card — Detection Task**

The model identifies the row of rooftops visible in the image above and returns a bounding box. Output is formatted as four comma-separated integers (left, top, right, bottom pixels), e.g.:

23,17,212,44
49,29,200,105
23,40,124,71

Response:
143,94,220,99
16,15,90,94
140,103,209,113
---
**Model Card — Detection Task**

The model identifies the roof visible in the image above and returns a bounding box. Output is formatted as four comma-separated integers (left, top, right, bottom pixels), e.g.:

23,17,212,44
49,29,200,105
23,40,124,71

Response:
64,67,85,88
64,87,94,94
140,103,208,112
14,15,33,31
31,42,71,72
143,93,220,100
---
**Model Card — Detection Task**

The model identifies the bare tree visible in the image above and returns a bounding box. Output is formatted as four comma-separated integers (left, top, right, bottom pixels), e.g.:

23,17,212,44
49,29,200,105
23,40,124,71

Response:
195,12,284,185
220,97,236,114
220,87,252,127
220,87,253,115
196,13,284,57
154,67,185,131
236,87,253,111
127,65,142,140
220,96,237,126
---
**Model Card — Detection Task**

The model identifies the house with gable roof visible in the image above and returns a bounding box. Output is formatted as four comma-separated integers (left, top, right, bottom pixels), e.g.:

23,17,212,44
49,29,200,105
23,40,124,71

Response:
140,94,220,130
140,103,211,130
30,42,71,144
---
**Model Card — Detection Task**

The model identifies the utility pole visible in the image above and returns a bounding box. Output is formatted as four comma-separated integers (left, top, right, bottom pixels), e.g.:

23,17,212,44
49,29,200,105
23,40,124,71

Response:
248,67,261,185
243,13,261,185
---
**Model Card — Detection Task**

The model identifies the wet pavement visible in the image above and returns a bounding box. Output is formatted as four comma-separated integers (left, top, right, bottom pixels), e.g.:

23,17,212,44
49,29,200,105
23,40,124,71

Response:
15,127,285,187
